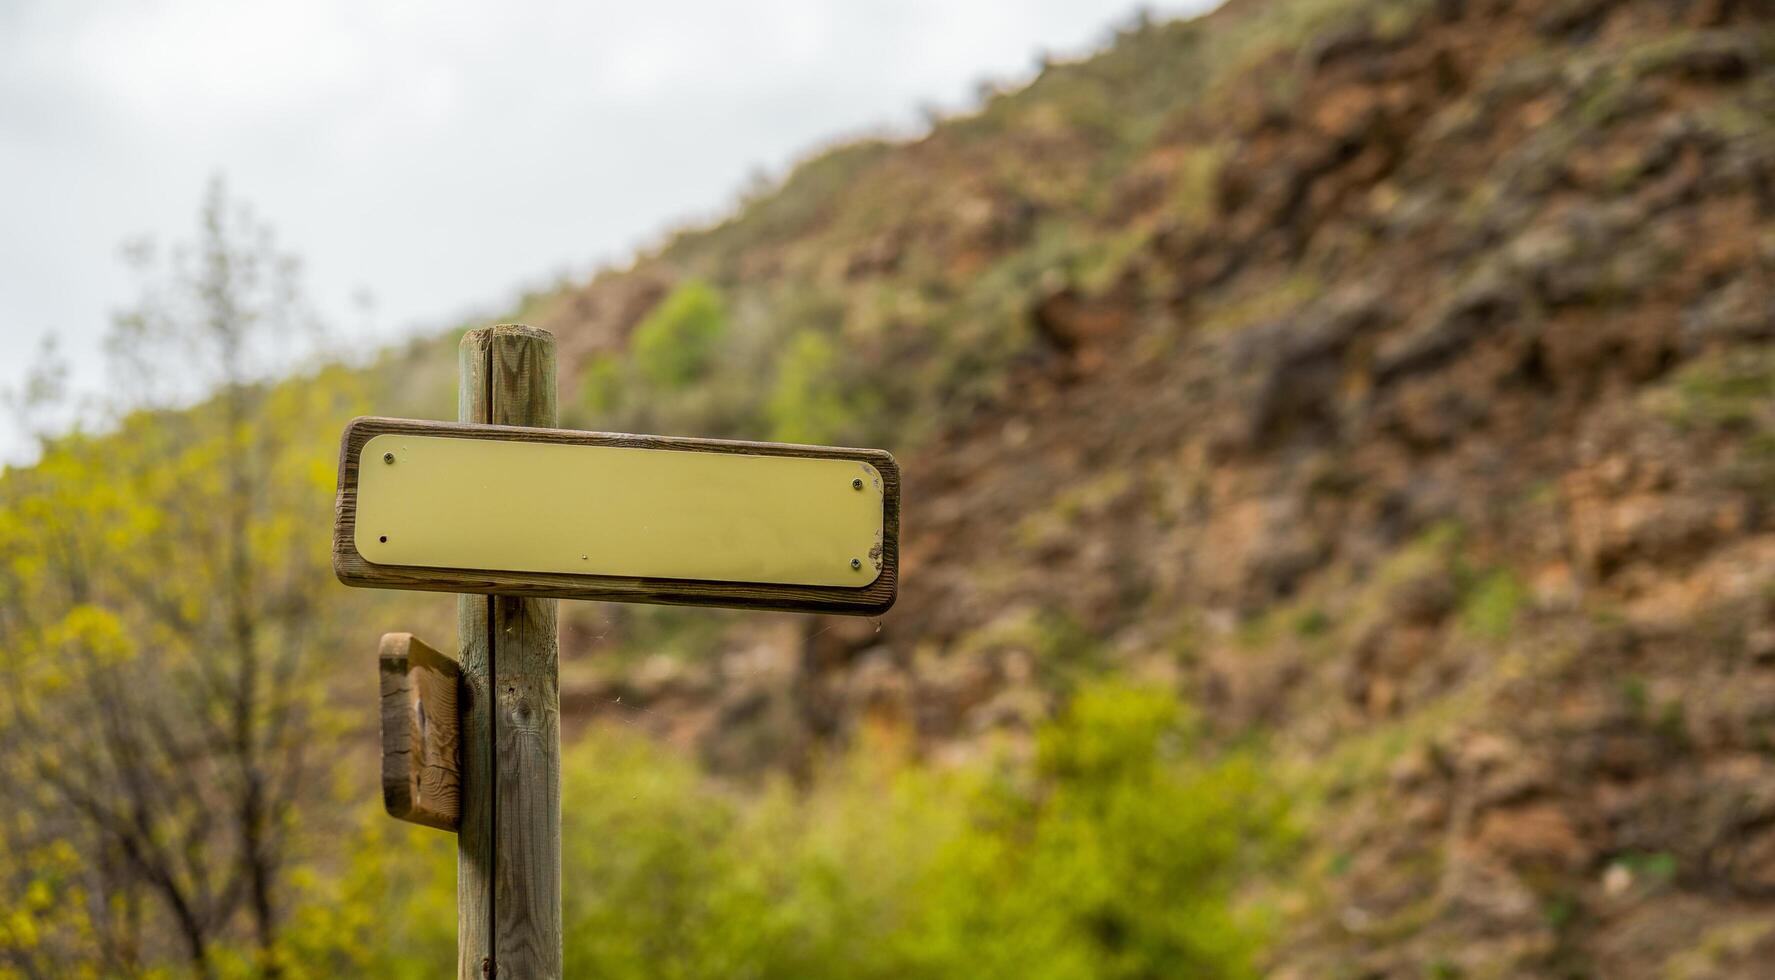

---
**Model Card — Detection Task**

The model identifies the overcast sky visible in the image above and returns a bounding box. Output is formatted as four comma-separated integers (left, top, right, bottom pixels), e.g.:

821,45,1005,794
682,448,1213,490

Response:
1,0,1212,462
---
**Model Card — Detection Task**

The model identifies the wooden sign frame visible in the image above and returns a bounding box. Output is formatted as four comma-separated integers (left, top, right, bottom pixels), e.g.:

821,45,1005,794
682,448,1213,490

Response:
333,416,900,615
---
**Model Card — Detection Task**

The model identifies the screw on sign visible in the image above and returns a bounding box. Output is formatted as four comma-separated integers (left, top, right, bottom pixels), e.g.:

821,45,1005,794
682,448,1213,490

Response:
332,324,900,979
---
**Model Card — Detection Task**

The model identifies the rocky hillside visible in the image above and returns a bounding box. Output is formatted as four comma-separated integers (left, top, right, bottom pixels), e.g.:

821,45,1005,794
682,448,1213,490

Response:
378,0,1775,974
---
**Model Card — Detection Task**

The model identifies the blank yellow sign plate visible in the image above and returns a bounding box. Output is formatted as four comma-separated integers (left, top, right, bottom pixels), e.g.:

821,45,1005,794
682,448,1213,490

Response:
355,433,885,588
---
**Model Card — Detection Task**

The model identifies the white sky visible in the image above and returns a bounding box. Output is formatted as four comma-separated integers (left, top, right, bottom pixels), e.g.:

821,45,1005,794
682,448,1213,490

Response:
1,0,1213,463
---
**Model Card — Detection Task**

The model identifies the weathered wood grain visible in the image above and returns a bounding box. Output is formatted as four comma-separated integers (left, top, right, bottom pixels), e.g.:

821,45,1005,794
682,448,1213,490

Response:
456,330,497,980
489,591,557,977
331,418,900,616
378,632,461,831
456,324,561,980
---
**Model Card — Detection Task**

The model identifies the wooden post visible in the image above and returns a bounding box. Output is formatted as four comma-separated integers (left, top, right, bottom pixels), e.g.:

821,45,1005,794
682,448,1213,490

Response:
458,325,561,979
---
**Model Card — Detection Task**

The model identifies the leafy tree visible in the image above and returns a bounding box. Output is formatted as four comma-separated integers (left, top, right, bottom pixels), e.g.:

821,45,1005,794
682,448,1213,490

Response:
0,179,362,977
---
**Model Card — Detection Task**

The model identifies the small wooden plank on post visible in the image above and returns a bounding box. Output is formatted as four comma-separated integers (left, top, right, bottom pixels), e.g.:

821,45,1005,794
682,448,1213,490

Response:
378,632,462,831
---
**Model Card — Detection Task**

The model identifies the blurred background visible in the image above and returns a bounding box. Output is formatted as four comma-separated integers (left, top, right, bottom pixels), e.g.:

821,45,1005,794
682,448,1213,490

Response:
2,0,1773,976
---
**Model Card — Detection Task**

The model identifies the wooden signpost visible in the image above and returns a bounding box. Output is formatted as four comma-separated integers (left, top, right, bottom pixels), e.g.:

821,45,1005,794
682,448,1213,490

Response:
335,323,899,979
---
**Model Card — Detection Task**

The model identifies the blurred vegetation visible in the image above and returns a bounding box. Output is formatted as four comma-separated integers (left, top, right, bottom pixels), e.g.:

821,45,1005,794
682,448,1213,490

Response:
765,330,881,445
0,181,374,977
632,281,729,390
579,280,735,429
283,682,1289,979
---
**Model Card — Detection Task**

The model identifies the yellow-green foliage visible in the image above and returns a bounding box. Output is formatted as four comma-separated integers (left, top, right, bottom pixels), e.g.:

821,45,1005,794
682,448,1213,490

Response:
1648,348,1775,495
0,367,371,977
1169,143,1230,229
1660,347,1775,433
272,813,456,980
1193,270,1324,335
310,682,1286,978
0,181,381,976
576,280,767,439
1459,569,1527,643
632,280,729,389
766,330,873,445
577,351,624,416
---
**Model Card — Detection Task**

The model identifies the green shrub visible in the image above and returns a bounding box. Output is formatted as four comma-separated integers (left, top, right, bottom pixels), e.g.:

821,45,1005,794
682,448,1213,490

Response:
767,330,865,445
578,351,624,417
633,281,728,389
319,681,1286,978
854,683,1287,980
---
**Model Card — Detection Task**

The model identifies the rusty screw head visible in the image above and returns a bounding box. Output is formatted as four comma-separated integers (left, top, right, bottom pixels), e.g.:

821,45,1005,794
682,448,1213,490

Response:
850,558,863,570
852,478,864,491
383,452,396,464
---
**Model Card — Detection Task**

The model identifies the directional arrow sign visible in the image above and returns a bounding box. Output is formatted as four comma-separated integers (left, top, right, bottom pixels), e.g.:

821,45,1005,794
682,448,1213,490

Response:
333,417,899,614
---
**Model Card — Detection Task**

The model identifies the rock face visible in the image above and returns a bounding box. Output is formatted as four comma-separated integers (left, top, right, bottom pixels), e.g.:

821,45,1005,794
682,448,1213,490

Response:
539,0,1775,975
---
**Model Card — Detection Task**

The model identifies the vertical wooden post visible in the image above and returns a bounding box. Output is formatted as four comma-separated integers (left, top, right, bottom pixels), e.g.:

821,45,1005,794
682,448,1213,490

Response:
458,324,561,979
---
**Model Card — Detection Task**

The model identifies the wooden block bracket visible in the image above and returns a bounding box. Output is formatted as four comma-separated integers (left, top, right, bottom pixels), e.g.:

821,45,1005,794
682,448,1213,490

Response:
379,632,462,831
